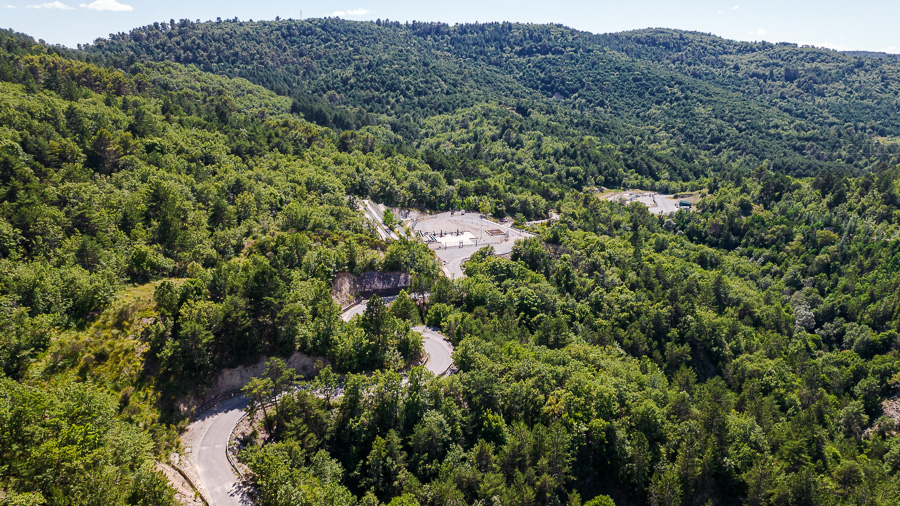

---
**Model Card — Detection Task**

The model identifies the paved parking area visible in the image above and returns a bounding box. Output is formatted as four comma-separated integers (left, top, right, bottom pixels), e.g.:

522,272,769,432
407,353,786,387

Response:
412,212,532,278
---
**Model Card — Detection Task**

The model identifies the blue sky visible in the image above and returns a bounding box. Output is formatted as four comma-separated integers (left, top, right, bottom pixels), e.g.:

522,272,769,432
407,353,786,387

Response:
2,0,898,53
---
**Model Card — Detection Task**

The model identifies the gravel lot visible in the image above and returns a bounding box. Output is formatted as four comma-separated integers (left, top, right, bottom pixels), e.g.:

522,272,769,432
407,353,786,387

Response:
605,190,687,215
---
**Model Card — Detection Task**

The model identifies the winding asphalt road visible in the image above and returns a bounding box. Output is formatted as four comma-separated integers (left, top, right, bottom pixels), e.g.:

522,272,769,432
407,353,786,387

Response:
342,299,453,375
339,295,397,322
414,325,454,376
187,301,453,505
193,396,251,506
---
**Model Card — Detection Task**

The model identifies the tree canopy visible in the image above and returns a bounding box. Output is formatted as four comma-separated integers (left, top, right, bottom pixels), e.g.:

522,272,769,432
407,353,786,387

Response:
0,19,900,506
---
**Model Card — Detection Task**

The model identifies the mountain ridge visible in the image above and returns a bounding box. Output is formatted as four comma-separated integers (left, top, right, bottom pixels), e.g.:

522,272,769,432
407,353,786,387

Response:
81,18,900,180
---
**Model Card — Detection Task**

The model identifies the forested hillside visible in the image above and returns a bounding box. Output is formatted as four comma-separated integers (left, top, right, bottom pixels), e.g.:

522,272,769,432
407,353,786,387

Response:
0,17,899,506
0,28,441,503
85,18,900,181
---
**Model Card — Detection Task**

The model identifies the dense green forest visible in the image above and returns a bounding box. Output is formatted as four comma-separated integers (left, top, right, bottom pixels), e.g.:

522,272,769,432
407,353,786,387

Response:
85,19,900,181
1,17,900,506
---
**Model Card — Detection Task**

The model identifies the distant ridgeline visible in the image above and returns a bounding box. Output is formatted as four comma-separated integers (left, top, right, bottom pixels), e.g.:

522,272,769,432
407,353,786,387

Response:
82,18,900,183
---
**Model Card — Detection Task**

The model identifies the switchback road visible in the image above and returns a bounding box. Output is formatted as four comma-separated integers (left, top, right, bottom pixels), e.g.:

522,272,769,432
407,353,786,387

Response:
414,325,454,376
189,396,251,506
183,301,453,504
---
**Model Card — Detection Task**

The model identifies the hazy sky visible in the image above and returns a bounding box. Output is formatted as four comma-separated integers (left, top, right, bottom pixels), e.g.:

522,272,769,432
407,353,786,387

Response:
2,0,898,52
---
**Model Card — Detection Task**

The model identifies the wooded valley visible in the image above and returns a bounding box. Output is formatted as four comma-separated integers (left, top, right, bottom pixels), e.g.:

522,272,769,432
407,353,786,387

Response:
1,18,900,505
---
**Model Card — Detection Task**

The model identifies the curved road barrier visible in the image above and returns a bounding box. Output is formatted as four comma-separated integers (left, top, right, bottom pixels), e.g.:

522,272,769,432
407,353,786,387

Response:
168,462,210,506
226,412,248,483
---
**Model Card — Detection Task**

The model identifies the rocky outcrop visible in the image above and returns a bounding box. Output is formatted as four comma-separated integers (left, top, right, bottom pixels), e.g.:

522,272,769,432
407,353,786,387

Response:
358,271,412,296
177,351,327,417
331,271,412,305
332,272,358,308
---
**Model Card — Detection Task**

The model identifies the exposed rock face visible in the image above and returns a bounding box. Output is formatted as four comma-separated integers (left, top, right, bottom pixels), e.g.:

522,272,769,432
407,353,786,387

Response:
884,394,900,427
178,351,326,417
332,272,358,308
358,271,412,296
331,271,412,305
